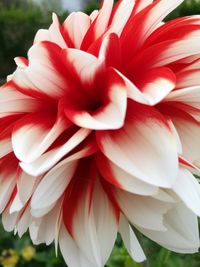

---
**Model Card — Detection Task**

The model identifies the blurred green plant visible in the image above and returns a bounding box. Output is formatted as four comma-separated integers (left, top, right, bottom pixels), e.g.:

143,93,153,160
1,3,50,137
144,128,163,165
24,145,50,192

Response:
166,0,200,20
0,6,51,78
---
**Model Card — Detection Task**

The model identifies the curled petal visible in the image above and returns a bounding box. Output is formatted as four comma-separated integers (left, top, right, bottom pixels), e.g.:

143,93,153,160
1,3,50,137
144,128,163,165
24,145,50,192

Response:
12,112,70,163
64,68,127,130
20,129,93,176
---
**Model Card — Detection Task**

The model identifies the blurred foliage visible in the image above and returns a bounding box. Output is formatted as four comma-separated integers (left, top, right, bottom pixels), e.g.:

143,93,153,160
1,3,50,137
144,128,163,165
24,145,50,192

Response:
83,1,100,15
166,0,200,20
0,6,51,78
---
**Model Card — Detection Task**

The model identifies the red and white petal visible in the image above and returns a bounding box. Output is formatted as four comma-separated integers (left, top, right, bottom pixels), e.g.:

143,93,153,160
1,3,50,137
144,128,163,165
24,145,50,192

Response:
62,12,91,49
81,0,114,50
13,42,70,99
119,215,146,263
31,160,78,213
48,13,67,48
63,48,104,87
20,128,92,176
0,156,17,213
121,0,183,58
116,189,171,231
176,69,200,88
138,203,200,253
97,153,158,196
14,57,28,68
133,67,176,105
116,69,175,106
0,137,12,158
0,82,43,117
98,33,121,68
179,156,200,178
97,102,178,187
172,168,200,216
12,112,69,163
63,159,101,266
107,0,135,35
166,86,200,110
65,68,127,130
90,10,98,22
144,16,200,48
130,38,200,72
34,13,67,48
63,160,119,267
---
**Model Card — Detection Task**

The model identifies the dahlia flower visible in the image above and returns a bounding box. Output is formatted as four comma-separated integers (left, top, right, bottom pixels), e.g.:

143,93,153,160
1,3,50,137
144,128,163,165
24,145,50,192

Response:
1,0,200,266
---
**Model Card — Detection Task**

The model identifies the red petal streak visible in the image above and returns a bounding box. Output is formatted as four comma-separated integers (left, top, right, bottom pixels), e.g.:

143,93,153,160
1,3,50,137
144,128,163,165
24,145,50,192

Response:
0,81,44,117
63,157,96,236
120,0,183,61
144,16,200,48
98,33,121,69
125,39,200,75
81,0,114,51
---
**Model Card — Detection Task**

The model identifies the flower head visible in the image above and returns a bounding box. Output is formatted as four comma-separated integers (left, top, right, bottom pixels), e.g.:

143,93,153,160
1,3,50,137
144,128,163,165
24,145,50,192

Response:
21,245,36,262
1,0,200,266
0,250,19,267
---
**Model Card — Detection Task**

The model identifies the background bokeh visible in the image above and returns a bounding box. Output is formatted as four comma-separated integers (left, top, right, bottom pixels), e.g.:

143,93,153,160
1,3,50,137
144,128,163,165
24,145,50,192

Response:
0,1,200,266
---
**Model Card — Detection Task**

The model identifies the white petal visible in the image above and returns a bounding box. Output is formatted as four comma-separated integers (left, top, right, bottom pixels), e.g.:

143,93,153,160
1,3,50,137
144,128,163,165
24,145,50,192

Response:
139,203,200,253
62,12,91,49
31,160,78,211
59,223,97,267
17,171,41,205
172,115,200,164
119,215,146,263
173,168,200,216
107,0,135,35
116,190,171,231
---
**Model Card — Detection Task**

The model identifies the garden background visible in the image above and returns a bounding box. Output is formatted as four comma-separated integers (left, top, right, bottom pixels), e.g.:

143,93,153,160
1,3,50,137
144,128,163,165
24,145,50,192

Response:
0,0,200,266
